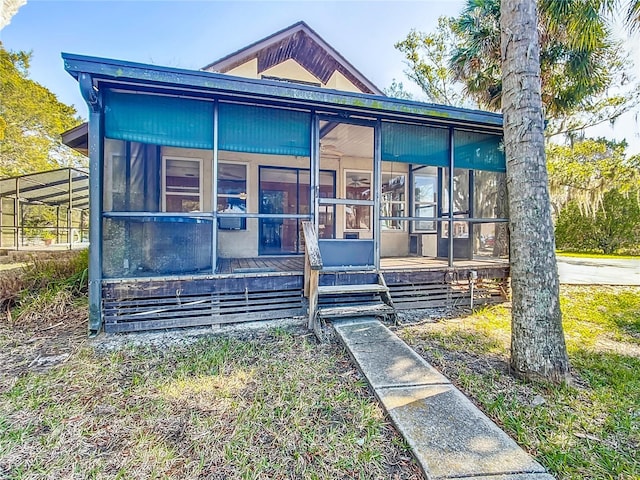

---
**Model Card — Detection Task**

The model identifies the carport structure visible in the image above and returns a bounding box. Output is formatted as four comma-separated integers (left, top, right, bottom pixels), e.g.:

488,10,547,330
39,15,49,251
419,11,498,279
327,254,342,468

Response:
0,167,89,250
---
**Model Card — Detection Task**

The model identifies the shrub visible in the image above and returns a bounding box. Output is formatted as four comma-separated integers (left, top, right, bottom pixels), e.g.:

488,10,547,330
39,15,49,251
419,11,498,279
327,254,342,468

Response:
555,190,640,254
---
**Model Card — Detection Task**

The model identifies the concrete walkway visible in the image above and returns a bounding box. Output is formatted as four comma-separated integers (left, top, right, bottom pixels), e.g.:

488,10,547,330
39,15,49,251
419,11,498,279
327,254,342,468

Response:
333,317,555,480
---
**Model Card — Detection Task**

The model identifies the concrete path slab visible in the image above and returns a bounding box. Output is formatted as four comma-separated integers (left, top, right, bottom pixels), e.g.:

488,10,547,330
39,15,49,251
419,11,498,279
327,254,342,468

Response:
333,318,554,480
338,320,449,388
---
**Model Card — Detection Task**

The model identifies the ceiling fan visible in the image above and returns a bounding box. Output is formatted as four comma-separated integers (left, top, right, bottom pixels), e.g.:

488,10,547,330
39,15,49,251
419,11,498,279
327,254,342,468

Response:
348,175,370,187
320,142,343,157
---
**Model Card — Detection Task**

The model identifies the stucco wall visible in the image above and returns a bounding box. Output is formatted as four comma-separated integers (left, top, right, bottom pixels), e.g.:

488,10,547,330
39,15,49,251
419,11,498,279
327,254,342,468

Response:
261,59,322,85
225,58,259,79
150,147,413,259
225,58,363,93
325,70,361,93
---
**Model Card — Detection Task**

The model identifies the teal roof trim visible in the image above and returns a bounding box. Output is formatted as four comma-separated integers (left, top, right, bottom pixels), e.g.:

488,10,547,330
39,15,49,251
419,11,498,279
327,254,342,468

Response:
62,53,502,132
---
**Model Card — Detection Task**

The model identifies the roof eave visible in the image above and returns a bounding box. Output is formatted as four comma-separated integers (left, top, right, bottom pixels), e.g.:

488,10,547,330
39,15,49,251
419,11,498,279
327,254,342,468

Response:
62,53,503,130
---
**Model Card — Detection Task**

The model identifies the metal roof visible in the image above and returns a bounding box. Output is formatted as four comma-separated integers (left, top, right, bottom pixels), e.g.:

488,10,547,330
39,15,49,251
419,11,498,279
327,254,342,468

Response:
62,53,503,133
0,167,89,210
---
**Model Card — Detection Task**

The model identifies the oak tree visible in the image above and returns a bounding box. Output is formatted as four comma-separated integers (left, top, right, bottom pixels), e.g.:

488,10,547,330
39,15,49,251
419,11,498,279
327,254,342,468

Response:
0,43,84,177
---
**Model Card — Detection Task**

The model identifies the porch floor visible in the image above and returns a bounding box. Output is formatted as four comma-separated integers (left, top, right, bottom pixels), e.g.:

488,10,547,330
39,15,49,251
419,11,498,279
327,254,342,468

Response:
215,255,508,274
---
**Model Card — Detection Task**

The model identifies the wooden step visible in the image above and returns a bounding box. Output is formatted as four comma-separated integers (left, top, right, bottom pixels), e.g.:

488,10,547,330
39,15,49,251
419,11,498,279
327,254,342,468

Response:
317,303,395,319
317,284,389,296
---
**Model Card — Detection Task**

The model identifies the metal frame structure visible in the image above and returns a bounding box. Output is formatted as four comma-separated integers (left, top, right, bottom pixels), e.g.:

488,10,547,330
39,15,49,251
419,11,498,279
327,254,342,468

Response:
0,167,89,251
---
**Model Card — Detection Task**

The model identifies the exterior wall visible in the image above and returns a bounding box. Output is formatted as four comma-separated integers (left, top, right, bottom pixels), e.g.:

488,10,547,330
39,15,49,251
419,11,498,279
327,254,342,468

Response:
156,146,412,258
325,70,361,93
225,58,259,79
217,150,311,258
261,59,322,85
161,146,214,211
223,58,365,93
381,231,409,257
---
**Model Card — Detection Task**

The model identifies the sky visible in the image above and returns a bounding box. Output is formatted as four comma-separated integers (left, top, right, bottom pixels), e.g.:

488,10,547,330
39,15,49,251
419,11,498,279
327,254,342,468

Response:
1,0,639,155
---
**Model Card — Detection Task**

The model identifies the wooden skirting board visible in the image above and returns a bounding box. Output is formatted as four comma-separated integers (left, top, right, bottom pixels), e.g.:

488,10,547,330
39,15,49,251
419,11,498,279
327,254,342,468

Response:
102,264,510,333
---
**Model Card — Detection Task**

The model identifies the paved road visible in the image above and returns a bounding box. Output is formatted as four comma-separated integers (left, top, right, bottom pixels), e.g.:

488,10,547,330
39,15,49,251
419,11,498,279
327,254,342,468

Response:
557,256,640,285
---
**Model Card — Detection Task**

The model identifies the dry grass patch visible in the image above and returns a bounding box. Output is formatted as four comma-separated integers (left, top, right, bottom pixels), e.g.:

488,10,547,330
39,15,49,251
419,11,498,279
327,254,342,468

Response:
396,285,640,480
1,322,422,479
1,250,422,478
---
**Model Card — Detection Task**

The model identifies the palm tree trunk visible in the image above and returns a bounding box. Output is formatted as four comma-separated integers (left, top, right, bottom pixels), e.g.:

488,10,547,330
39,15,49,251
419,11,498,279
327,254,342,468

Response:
500,0,570,383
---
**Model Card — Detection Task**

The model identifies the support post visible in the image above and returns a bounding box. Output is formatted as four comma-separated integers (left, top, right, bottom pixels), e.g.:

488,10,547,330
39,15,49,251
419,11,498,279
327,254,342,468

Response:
311,114,319,234
448,128,455,267
301,221,323,333
211,100,219,274
80,72,104,336
0,194,3,248
56,206,60,245
373,119,381,271
68,168,73,249
15,178,19,250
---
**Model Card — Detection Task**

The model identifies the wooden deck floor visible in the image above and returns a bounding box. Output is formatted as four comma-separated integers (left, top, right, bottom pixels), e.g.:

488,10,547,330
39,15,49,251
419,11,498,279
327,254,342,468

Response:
215,255,508,274
216,256,305,274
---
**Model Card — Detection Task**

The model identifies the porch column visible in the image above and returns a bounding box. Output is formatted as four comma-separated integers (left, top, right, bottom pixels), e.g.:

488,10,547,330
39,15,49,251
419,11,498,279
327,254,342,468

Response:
211,101,219,273
79,72,104,336
311,113,319,233
373,119,382,270
448,128,455,267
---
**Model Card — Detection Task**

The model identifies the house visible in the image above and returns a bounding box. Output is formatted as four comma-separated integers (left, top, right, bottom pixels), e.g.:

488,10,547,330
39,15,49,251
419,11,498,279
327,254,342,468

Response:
62,22,509,335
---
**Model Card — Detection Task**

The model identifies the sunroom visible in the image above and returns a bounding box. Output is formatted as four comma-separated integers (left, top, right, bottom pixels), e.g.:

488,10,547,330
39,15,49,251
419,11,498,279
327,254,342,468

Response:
63,53,509,333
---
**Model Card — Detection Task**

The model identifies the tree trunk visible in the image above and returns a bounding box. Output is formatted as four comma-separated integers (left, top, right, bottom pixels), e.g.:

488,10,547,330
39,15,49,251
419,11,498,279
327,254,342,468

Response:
500,0,570,383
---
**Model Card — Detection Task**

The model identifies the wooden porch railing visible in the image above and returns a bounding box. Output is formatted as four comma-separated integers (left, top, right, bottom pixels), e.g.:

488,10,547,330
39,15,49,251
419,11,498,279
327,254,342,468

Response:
301,221,323,333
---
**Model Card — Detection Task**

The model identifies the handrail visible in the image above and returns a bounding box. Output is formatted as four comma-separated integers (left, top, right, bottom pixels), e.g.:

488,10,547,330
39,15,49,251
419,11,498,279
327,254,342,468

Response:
301,221,322,332
301,221,323,271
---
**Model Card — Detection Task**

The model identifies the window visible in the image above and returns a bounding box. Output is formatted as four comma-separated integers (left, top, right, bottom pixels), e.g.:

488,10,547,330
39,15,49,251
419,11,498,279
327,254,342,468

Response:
413,168,437,232
344,170,372,231
162,157,202,213
381,173,406,230
217,162,247,230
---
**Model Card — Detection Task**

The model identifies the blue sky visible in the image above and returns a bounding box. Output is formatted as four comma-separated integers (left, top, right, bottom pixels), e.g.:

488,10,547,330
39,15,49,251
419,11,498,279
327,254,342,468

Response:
2,0,639,154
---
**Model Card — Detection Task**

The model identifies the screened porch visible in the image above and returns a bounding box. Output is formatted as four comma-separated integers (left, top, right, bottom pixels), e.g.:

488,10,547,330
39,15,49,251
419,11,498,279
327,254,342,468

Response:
100,90,507,280
102,90,508,278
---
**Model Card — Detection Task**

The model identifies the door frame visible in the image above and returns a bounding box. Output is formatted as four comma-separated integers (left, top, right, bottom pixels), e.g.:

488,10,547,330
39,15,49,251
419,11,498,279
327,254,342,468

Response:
258,165,336,255
437,167,474,260
313,114,380,269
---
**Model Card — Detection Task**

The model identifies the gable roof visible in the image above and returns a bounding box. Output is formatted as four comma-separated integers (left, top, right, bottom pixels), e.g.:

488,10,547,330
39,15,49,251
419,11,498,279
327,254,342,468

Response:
201,21,384,95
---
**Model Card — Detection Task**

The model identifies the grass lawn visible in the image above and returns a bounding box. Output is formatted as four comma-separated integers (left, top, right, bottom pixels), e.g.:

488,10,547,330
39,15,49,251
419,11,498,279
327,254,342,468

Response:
2,251,638,479
0,314,422,479
397,285,640,480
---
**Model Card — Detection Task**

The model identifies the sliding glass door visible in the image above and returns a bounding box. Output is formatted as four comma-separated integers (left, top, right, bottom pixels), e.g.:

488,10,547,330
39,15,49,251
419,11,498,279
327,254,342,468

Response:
259,167,334,255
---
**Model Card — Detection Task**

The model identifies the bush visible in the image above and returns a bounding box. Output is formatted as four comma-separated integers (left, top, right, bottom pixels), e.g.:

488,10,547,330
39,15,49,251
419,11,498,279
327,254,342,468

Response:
556,190,640,254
